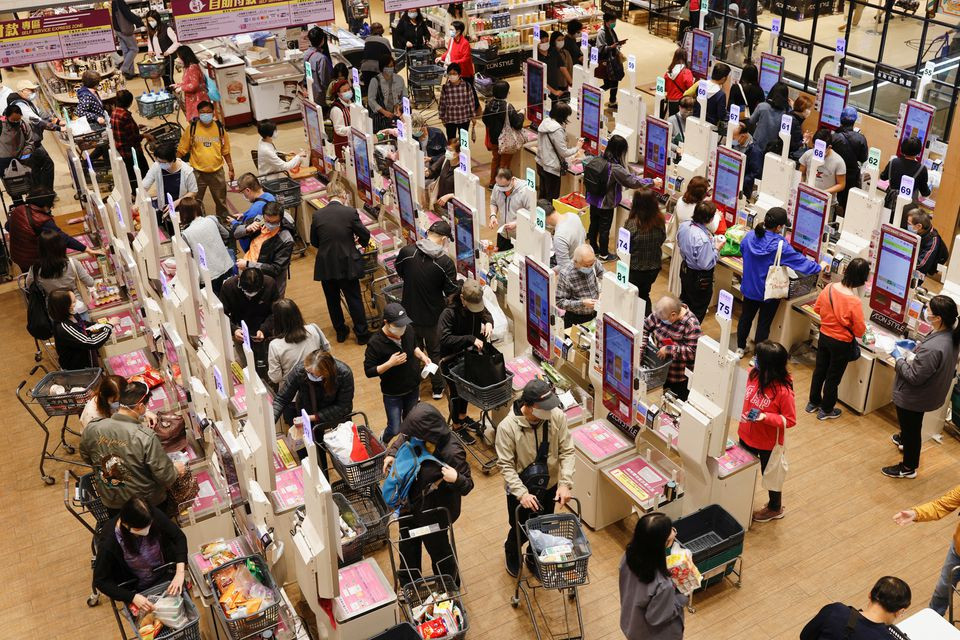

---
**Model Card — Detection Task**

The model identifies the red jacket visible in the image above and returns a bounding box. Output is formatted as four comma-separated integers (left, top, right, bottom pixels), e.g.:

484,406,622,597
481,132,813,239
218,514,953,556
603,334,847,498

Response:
737,372,796,451
664,66,694,102
447,35,474,78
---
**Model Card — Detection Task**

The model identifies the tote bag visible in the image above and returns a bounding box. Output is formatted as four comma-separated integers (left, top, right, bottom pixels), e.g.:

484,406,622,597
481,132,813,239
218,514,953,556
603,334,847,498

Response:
761,417,788,491
497,104,525,155
763,240,790,300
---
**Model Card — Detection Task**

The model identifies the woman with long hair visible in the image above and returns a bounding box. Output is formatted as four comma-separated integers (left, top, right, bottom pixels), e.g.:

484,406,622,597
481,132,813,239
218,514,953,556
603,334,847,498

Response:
304,26,333,109
144,10,179,88
80,374,126,429
624,190,666,314
586,134,646,261
536,102,582,200
743,82,791,196
663,48,694,116
26,229,95,314
173,45,209,121
883,295,960,478
48,289,113,370
673,175,709,226
738,340,796,522
619,512,686,639
267,298,331,386
546,30,574,101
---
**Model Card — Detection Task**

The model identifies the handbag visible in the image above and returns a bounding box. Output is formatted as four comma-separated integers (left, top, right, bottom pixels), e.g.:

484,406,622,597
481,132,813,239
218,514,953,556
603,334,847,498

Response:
2,158,32,196
827,285,862,362
519,421,551,495
25,266,53,340
165,467,200,517
763,240,790,300
463,341,507,388
153,410,188,452
760,417,788,491
545,128,569,176
497,103,525,155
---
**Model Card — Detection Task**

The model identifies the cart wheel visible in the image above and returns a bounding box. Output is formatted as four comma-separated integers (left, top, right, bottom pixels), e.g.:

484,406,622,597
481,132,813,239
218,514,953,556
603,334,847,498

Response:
687,605,696,613
63,444,76,454
34,351,42,362
735,582,742,589
511,596,519,608
42,475,55,485
87,593,100,607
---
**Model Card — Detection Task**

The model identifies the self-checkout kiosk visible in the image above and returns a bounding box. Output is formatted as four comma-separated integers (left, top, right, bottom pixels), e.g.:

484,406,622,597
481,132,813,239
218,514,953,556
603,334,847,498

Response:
712,144,746,229
817,75,850,131
645,116,672,194
670,80,718,194
834,147,887,261
753,114,800,215
526,59,547,130
448,197,481,280
506,208,553,352
390,162,421,243
888,99,936,225
346,126,376,213
580,83,604,157
758,52,784,97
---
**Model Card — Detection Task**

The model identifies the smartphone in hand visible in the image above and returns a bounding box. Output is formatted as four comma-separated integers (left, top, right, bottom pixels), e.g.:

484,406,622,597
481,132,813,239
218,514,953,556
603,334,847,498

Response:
745,408,760,421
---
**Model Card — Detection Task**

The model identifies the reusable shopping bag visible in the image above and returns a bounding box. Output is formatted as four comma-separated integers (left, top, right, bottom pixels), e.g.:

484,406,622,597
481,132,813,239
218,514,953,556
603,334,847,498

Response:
761,418,788,491
763,240,790,300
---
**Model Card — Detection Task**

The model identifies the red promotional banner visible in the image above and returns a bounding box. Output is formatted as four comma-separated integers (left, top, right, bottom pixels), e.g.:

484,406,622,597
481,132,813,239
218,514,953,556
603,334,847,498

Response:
171,0,335,42
0,10,115,68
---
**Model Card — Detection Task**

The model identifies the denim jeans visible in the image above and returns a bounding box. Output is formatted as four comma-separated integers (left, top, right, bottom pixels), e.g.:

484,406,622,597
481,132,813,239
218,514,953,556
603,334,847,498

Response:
382,388,419,443
930,542,960,615
116,31,139,75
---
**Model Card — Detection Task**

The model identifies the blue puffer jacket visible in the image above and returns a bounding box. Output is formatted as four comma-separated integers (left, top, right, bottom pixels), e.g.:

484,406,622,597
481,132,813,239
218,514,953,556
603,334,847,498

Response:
739,229,821,301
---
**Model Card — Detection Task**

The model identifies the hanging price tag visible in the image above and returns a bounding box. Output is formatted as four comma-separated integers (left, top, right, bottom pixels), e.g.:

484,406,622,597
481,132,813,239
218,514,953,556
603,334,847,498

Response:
581,31,588,48
899,176,915,200
835,38,846,56
459,151,468,173
717,290,734,321
728,104,740,126
627,55,636,73
526,167,536,191
402,96,411,116
867,147,881,170
397,118,406,141
196,243,207,270
590,47,598,65
780,113,793,134
813,139,827,161
459,127,469,152
616,261,629,286
535,206,546,232
617,227,630,254
241,319,251,351
697,83,707,99
213,365,224,397
301,410,314,447
655,76,665,95
771,17,781,34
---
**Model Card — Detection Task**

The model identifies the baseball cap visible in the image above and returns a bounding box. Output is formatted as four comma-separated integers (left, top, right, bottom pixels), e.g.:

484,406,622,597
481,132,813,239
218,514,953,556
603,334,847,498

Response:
840,106,858,124
428,220,453,240
17,80,38,91
383,302,413,327
521,379,561,411
460,279,485,313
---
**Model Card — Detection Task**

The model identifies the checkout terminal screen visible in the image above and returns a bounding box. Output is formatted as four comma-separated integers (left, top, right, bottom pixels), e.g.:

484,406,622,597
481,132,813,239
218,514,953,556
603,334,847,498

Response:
759,53,784,96
527,60,545,127
644,117,669,189
790,184,829,259
391,164,417,241
898,100,933,158
304,102,324,155
818,76,849,130
690,30,712,80
870,225,919,322
712,147,743,223
450,198,476,280
525,258,552,361
581,84,602,155
602,314,635,425
350,128,372,205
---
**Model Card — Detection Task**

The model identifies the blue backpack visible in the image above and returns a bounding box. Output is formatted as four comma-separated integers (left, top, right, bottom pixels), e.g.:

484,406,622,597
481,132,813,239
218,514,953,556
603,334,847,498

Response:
382,437,442,510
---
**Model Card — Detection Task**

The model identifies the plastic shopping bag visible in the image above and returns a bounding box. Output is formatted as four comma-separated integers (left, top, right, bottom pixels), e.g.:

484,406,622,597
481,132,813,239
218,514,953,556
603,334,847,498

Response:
323,422,357,464
761,419,788,491
666,542,702,595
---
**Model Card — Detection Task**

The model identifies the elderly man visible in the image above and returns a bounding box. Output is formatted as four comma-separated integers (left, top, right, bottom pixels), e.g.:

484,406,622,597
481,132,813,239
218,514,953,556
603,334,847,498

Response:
556,244,603,328
489,168,537,251
643,294,703,401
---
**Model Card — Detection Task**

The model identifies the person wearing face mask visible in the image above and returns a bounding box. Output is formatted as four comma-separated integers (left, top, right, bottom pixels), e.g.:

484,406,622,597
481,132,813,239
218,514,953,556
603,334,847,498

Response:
596,12,625,106
433,138,461,210
80,375,128,430
536,102,583,201
144,9,180,88
481,81,522,188
624,190,667,315
364,303,435,443
677,201,721,322
806,258,870,421
93,497,188,613
47,288,114,370
544,199,586,270
537,32,551,58
76,70,107,128
80,381,187,513
257,120,305,177
267,299,331,388
6,187,95,274
412,111,448,177
382,403,474,586
177,197,234,296
438,63,480,141
111,90,152,189
689,63,730,126
787,94,814,161
0,104,38,177
495,379,574,578
234,201,295,297
882,294,960,479
178,101,234,224
26,230,96,318
489,168,536,250
172,45,210,122
273,349,354,473
324,63,350,111
395,220,459,401
742,82,791,197
393,8,430,49
546,31,574,101
906,208,948,276
6,80,66,140
564,20,585,66
618,513,686,640
643,295,702,401
443,21,475,84
220,267,280,345
140,142,199,228
556,244,603,328
329,78,355,163
668,96,695,157
360,23,393,95
368,54,407,132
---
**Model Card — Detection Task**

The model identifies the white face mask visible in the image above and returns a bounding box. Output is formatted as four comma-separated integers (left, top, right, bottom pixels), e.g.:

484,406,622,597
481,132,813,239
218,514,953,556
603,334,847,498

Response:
408,10,418,18
71,301,82,315
532,407,552,420
158,162,171,172
129,524,151,536
556,39,565,49
445,149,456,161
147,19,158,28
538,43,550,53
388,324,407,337
448,29,456,38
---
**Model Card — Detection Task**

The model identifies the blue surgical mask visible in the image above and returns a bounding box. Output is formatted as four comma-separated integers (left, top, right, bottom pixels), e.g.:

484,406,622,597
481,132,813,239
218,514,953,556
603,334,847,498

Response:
109,401,120,412
263,221,280,231
199,113,214,124
382,67,394,77
413,129,424,139
307,371,324,383
158,162,170,172
579,266,595,276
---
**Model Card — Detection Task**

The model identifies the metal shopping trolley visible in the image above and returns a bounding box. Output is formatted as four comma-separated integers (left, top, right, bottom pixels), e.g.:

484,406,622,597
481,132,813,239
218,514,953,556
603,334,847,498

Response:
144,122,183,161
260,171,308,257
408,63,445,111
511,498,590,640
109,566,202,640
17,365,100,485
367,274,403,331
64,469,113,607
445,356,514,474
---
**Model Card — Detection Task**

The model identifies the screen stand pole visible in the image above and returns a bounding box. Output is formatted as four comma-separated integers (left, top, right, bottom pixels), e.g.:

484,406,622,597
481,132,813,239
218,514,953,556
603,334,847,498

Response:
806,157,822,187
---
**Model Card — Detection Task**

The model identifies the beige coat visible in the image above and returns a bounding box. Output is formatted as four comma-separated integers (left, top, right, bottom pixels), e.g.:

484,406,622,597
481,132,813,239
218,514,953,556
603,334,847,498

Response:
495,405,575,499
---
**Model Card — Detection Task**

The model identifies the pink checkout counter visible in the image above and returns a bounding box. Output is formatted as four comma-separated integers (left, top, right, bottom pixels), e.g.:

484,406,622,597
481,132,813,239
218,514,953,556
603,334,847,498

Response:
570,420,635,529
332,558,398,640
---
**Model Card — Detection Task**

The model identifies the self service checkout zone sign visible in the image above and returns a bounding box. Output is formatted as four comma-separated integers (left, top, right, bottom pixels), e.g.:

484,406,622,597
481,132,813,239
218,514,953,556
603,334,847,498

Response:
172,0,334,41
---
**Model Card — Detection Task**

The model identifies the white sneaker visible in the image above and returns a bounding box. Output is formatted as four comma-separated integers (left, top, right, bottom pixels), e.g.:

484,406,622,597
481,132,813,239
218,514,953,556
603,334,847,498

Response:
735,348,745,359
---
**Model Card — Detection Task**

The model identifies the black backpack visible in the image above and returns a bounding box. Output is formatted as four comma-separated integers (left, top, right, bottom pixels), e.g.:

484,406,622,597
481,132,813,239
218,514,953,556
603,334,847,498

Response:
583,156,610,197
25,266,53,340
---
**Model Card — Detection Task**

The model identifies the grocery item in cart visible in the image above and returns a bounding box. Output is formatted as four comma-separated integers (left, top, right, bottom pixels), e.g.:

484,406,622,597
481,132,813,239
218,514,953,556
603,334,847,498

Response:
410,592,466,639
213,558,277,620
323,421,373,464
666,542,702,595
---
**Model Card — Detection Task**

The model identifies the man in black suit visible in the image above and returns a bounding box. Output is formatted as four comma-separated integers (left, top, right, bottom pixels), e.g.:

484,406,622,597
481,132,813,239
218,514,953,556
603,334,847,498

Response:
310,187,372,344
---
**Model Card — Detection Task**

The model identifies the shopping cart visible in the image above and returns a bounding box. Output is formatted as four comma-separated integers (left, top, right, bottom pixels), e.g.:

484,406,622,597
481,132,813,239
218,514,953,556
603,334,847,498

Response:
323,412,387,491
673,503,744,612
332,491,368,565
511,498,590,640
367,274,403,331
209,555,283,638
136,92,179,121
260,171,308,257
409,63,444,110
445,355,514,474
109,567,202,640
638,342,673,391
332,479,392,555
64,469,113,607
144,122,183,160
16,364,100,485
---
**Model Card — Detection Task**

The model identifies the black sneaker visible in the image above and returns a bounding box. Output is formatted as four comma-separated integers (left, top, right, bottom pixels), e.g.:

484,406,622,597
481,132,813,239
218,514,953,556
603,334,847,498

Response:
356,332,370,345
817,408,842,421
600,253,617,263
881,463,917,479
892,433,903,451
453,425,476,446
804,403,819,414
335,327,350,343
505,554,519,578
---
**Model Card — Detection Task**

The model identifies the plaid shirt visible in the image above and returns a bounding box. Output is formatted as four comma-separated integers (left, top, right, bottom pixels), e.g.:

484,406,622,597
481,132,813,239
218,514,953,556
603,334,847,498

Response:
643,306,702,383
111,107,142,157
439,80,476,125
556,261,601,315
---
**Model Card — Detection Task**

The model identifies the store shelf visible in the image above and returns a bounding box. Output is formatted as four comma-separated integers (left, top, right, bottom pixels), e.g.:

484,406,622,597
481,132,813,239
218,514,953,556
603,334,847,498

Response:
52,91,119,105
474,12,597,34
51,68,117,82
467,0,550,15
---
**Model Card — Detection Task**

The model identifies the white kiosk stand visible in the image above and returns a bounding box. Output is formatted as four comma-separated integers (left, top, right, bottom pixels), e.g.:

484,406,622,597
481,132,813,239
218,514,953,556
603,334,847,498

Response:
754,114,800,216
834,146,887,260
671,83,718,193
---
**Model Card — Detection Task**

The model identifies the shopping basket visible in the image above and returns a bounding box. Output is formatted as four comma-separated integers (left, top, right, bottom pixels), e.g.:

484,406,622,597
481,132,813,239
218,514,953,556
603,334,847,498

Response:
74,128,108,152
261,173,302,208
447,360,514,411
673,504,744,611
360,245,381,276
1,159,32,198
209,555,281,638
332,480,391,554
326,426,387,490
788,272,819,299
409,65,445,87
410,85,436,110
31,368,102,417
638,344,671,390
407,49,433,67
523,510,592,590
401,575,468,640
125,581,202,640
138,60,165,79
137,94,179,119
333,491,368,565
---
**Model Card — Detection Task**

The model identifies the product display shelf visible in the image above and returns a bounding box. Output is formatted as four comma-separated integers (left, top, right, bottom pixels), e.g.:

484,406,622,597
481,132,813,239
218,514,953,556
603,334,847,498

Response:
467,0,553,14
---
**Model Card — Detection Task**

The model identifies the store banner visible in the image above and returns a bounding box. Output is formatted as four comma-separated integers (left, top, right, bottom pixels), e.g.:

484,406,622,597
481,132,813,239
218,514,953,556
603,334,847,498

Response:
383,0,448,12
171,0,335,42
0,9,114,68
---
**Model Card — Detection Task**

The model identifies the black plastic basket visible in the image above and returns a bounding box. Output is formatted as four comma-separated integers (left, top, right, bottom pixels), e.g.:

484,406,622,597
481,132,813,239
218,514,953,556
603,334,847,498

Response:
31,368,102,417
78,472,112,528
332,481,391,554
371,623,420,640
360,247,380,276
410,86,435,109
447,360,514,411
638,344,672,390
325,423,387,490
380,281,404,306
209,555,281,638
137,95,178,118
788,273,819,299
126,581,202,640
407,49,433,67
524,512,591,590
401,575,468,640
261,174,302,208
74,129,107,152
147,122,182,148
333,491,368,565
410,65,445,87
138,60,165,79
673,504,744,565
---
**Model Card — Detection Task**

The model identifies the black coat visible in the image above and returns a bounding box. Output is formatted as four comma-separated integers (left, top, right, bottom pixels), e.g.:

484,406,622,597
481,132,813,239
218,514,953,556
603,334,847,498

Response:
395,242,459,326
234,217,295,293
53,319,112,370
392,16,430,49
272,359,355,423
438,297,493,358
219,273,279,335
831,126,868,190
386,403,473,522
310,201,371,281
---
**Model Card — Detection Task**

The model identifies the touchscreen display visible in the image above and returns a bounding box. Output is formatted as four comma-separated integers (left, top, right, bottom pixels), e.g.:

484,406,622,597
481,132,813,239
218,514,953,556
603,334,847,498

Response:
790,184,829,258
602,314,635,425
525,258,551,361
581,84,602,154
451,198,476,279
819,76,849,129
644,117,669,188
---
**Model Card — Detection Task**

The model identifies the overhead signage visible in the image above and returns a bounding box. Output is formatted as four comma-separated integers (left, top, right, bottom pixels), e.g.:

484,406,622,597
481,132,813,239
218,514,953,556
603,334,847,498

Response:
875,63,918,91
384,0,449,11
778,34,811,56
0,10,114,67
171,0,335,42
